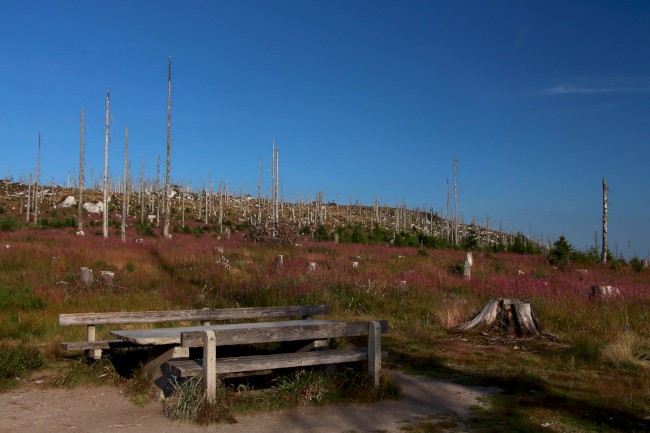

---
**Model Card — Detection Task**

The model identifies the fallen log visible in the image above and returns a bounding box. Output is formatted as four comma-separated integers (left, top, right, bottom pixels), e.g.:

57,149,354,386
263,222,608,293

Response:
455,298,542,337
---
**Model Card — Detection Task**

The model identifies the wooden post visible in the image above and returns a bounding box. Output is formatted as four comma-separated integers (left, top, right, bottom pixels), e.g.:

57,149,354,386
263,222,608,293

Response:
203,330,217,403
368,321,381,388
87,325,101,360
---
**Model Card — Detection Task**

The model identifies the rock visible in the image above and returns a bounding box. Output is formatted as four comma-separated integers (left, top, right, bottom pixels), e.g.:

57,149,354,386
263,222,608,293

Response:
135,238,144,244
307,262,316,271
58,196,77,208
76,230,85,236
83,202,103,214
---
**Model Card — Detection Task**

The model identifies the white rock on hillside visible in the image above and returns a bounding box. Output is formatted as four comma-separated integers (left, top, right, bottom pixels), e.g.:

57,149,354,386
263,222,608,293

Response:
58,196,77,208
83,202,104,213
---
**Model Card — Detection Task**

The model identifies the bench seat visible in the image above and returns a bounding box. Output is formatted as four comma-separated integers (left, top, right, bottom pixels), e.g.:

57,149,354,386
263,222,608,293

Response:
167,348,371,377
60,339,140,351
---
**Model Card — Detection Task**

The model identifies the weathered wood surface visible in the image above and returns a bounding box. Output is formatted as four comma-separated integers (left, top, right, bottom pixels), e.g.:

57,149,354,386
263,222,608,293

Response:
59,305,329,326
111,319,340,346
180,320,389,348
60,339,138,350
169,348,371,377
455,298,542,337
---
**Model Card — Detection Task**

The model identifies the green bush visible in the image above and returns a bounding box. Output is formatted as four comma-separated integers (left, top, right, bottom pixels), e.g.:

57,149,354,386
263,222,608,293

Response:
630,257,645,273
136,221,156,237
549,235,572,267
0,215,19,231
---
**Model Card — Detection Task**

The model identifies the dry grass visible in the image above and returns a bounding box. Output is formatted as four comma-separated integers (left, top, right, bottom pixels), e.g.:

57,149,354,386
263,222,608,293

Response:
601,330,643,368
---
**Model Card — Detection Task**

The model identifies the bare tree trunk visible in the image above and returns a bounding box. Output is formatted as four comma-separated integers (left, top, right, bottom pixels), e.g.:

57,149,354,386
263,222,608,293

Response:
121,128,129,242
257,158,262,225
103,90,110,239
446,178,450,243
453,157,458,246
139,158,144,225
25,173,32,223
34,133,41,225
77,108,85,233
156,155,160,227
601,177,608,263
163,56,172,238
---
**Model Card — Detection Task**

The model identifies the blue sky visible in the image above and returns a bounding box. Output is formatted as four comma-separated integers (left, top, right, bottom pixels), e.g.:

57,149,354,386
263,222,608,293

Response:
1,1,649,258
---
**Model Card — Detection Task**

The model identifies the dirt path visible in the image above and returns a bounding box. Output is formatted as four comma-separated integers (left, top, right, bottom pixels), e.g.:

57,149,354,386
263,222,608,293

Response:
0,372,500,433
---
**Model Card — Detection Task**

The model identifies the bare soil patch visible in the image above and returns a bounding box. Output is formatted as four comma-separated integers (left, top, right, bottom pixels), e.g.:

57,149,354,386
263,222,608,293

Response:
0,372,499,433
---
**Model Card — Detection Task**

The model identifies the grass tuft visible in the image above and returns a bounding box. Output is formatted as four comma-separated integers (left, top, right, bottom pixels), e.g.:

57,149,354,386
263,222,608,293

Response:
0,342,43,390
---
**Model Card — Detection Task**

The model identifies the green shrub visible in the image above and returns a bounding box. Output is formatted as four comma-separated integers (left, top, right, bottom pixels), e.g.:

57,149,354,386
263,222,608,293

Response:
136,221,156,237
630,257,645,273
549,235,572,267
0,215,19,231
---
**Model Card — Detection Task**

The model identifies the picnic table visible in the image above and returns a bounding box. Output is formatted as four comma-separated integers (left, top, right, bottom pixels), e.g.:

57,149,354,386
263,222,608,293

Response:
110,318,387,399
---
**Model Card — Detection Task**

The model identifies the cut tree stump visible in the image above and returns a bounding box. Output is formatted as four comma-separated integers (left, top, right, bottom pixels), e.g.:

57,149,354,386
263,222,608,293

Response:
455,298,542,337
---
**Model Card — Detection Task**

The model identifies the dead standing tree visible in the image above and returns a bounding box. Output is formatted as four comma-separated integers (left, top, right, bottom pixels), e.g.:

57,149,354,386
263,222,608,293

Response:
601,177,608,263
33,133,41,226
121,128,129,242
103,89,110,239
163,55,172,239
77,108,85,234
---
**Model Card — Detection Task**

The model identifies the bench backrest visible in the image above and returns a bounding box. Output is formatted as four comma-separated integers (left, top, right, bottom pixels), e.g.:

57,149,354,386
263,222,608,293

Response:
59,305,330,327
180,319,389,348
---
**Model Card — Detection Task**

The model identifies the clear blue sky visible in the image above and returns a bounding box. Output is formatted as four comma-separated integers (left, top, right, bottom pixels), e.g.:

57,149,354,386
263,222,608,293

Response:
1,1,649,258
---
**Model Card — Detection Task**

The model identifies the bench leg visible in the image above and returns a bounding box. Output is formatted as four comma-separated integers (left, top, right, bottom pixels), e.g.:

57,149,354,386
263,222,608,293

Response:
368,321,381,388
203,330,217,403
86,325,102,360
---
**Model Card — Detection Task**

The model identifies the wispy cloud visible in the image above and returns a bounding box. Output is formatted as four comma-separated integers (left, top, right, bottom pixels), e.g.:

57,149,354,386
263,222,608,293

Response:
543,78,650,95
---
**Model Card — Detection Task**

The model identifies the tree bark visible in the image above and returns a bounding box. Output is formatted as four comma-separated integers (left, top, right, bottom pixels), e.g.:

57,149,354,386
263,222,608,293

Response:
455,298,542,337
77,108,85,232
103,90,110,239
163,56,172,238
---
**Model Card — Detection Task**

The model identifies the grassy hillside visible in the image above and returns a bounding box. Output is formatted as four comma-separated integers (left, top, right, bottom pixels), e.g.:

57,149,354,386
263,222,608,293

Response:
0,181,649,431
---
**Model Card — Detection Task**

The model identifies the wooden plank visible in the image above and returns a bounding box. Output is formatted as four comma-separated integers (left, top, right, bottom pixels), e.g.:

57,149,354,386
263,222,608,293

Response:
180,320,389,348
60,340,138,351
86,325,101,360
368,321,381,388
167,350,389,378
59,305,330,326
111,319,338,346
169,349,370,377
203,331,217,403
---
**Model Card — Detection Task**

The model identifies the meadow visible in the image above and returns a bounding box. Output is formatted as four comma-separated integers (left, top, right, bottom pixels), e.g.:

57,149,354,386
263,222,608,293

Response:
0,208,649,431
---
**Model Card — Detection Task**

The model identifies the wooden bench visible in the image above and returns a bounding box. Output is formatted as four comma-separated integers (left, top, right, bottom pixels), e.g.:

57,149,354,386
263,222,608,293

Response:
168,320,388,400
59,305,330,360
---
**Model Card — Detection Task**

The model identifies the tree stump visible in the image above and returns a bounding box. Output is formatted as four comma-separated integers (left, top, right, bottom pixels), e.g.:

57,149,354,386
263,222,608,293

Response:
455,298,542,337
79,267,93,286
